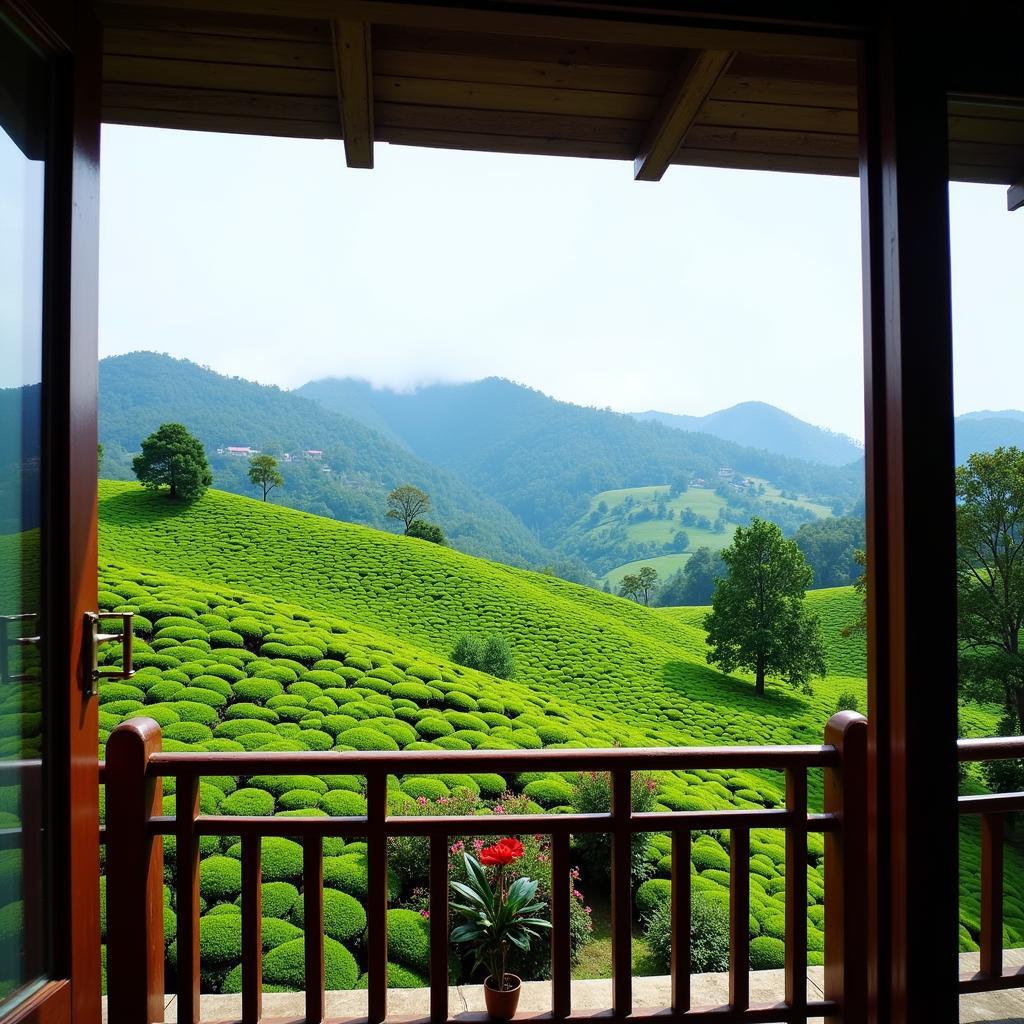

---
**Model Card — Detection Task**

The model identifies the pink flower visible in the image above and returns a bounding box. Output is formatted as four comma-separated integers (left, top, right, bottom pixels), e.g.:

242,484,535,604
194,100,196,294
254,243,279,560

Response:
417,796,428,806
573,889,583,900
494,804,505,815
420,910,430,920
646,779,657,793
450,840,464,854
584,907,592,915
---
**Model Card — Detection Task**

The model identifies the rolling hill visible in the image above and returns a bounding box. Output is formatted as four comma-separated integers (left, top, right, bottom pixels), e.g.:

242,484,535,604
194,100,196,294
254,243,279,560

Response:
93,482,1017,993
98,353,550,568
295,377,864,547
92,481,1018,995
632,402,864,467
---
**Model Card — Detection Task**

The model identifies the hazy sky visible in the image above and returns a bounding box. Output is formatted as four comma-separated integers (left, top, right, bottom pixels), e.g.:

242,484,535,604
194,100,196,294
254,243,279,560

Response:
98,124,1022,440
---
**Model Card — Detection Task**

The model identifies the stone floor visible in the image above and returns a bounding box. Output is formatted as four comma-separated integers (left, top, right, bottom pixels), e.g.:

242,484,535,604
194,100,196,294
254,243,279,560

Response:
106,955,1024,1022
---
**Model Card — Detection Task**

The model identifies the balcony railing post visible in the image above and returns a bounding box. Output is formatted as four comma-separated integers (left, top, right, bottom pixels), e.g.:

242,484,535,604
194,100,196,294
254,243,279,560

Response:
105,718,165,1024
824,710,868,1023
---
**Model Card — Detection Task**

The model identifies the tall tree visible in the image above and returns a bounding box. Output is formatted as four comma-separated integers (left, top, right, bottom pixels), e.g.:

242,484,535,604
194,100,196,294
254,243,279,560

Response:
636,566,659,606
619,573,641,602
132,423,212,501
956,447,1024,733
704,517,826,696
386,485,430,534
248,454,284,501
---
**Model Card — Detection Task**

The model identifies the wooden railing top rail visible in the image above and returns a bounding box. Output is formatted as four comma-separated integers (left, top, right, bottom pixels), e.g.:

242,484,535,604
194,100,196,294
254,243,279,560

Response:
143,742,839,777
958,736,1024,761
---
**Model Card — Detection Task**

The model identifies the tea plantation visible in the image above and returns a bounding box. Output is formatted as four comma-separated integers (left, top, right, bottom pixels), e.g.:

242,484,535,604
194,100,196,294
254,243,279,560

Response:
89,481,1022,992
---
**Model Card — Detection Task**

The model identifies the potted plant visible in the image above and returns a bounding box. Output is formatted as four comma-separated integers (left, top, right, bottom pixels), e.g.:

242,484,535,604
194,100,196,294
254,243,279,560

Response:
450,837,551,1020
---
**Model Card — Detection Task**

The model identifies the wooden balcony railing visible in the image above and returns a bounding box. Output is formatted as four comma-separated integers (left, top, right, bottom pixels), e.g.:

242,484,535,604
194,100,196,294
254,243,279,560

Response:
104,712,871,1024
957,735,1024,994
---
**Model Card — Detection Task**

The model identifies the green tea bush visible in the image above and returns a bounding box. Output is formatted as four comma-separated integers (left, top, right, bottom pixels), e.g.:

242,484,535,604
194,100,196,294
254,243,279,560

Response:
523,778,575,808
322,790,367,817
749,935,786,970
336,727,400,751
386,909,430,975
295,888,366,942
257,882,299,920
200,856,243,903
263,936,358,991
636,878,672,923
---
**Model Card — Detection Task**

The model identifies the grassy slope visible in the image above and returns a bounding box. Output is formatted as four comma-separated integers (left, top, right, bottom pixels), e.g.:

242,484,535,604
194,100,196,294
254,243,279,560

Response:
96,481,1021,959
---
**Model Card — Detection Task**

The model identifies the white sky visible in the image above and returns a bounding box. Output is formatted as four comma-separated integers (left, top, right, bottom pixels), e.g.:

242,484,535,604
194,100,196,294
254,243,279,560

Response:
97,125,1023,440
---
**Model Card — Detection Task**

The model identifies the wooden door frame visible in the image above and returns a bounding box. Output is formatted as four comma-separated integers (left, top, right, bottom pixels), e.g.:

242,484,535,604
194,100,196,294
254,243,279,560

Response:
859,13,960,1024
0,2,102,1022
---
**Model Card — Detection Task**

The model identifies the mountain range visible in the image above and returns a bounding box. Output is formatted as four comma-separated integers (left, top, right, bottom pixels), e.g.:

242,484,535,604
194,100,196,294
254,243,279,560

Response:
632,402,863,467
97,353,1024,577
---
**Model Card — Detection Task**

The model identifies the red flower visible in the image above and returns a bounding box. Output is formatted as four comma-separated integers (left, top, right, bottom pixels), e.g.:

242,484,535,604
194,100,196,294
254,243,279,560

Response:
480,837,524,866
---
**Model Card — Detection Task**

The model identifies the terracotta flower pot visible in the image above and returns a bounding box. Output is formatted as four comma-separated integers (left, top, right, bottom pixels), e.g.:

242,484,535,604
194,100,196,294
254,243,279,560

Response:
484,974,522,1020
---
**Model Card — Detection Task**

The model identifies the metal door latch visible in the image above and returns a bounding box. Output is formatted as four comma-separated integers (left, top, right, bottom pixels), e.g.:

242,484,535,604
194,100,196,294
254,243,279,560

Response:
0,613,40,684
85,611,135,696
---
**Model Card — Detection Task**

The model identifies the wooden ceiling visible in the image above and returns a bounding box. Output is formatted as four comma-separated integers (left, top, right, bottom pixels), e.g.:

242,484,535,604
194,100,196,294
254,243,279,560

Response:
97,2,1024,187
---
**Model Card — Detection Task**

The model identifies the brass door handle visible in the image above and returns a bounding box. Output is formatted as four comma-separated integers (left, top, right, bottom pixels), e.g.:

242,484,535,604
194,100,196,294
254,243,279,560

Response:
85,611,135,696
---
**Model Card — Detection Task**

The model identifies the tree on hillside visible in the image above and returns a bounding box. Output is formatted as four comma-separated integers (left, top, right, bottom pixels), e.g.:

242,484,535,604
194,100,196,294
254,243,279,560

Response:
636,566,659,606
407,519,445,545
248,454,284,501
619,574,641,602
656,547,725,607
793,515,865,588
133,423,212,501
704,518,826,696
956,447,1024,733
97,443,104,474
386,485,430,534
841,548,867,638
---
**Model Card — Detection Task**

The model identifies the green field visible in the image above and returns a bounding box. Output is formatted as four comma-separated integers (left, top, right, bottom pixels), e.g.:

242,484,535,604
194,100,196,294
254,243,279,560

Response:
567,482,831,587
92,481,1017,993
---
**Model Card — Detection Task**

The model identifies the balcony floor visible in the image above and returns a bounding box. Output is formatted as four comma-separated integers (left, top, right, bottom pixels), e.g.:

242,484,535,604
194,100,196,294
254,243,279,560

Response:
103,953,1024,1023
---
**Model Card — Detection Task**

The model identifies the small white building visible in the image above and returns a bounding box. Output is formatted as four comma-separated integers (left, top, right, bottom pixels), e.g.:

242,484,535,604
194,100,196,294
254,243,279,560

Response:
225,446,258,457
303,449,323,460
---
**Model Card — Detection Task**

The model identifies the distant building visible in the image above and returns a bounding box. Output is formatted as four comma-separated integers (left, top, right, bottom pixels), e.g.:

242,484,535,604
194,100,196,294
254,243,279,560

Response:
691,477,708,488
718,466,733,478
303,449,323,460
225,446,258,457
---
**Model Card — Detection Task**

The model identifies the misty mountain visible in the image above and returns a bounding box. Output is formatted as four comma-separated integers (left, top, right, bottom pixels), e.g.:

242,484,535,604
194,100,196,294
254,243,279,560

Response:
632,402,864,467
98,353,550,567
296,377,864,544
955,413,1024,464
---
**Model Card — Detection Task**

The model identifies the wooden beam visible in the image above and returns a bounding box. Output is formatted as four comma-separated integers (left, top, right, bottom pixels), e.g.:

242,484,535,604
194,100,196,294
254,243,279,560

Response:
97,1,862,59
1009,175,1024,211
332,19,373,167
634,49,732,181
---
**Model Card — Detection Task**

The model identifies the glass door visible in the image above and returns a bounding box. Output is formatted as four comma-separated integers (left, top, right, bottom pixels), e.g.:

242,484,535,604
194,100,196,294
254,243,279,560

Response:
0,13,51,1014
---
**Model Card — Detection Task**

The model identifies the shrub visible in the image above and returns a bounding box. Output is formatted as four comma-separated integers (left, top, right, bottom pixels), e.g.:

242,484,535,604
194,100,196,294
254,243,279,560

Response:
263,936,358,991
322,790,368,817
336,727,399,752
259,838,304,883
692,840,731,874
172,701,220,726
636,878,672,923
278,789,324,812
401,778,450,801
209,629,245,648
233,679,284,704
451,634,516,679
295,888,367,942
523,778,575,808
834,691,860,715
323,855,368,899
414,717,453,739
257,882,300,920
357,962,427,989
572,771,656,885
163,722,213,745
197,914,242,966
391,681,433,703
387,909,430,974
472,774,508,798
200,856,243,903
248,775,328,798
214,720,277,740
645,893,729,974
749,935,786,970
